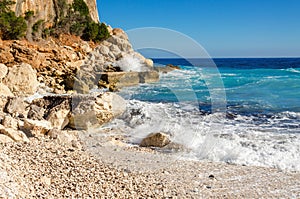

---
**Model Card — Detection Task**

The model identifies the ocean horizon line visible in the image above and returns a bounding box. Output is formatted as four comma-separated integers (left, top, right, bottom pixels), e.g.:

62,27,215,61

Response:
151,57,300,59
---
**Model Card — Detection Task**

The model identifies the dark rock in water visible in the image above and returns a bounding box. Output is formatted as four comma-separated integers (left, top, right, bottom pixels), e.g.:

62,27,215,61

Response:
140,132,171,148
166,64,181,70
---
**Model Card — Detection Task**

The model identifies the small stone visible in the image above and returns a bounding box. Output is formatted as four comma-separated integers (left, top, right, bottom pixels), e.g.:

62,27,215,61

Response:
140,132,171,148
40,176,51,186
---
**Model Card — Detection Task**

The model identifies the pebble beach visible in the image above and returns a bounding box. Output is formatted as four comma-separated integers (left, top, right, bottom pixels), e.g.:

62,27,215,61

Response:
1,133,299,198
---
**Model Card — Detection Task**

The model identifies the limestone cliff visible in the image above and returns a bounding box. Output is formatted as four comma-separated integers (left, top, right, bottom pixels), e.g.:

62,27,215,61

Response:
11,0,99,25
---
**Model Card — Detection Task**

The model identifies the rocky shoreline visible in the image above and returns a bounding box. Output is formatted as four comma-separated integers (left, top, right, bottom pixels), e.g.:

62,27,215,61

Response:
1,13,299,199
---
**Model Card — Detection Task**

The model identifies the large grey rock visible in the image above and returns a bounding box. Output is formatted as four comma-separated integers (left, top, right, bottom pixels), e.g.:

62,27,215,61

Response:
3,63,39,96
68,93,126,130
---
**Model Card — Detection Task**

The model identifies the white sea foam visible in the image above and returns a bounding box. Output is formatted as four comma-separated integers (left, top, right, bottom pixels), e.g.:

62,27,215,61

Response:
107,99,300,172
282,68,300,74
117,55,148,72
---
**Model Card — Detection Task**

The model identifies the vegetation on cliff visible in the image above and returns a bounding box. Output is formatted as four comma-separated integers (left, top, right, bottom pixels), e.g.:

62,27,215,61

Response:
0,0,110,42
0,0,27,40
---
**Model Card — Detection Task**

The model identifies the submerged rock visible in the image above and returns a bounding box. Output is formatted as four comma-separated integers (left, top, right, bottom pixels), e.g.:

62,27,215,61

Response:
140,132,171,148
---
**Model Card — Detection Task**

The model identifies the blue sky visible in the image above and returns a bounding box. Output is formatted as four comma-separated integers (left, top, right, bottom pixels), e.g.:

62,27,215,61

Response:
97,0,300,58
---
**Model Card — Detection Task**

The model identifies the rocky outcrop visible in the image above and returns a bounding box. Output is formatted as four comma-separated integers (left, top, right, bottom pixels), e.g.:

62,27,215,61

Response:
140,132,171,148
0,92,126,143
11,0,99,26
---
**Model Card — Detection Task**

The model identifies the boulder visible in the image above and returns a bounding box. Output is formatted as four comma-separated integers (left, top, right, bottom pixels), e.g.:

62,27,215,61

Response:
0,63,8,79
106,36,132,52
0,134,14,143
140,132,171,148
2,115,19,130
144,59,154,67
0,83,14,97
0,125,29,142
23,119,52,137
5,97,28,117
68,93,126,130
3,63,39,96
45,100,70,129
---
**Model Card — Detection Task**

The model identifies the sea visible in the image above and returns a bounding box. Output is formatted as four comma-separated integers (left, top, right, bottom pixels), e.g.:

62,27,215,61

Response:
108,58,300,172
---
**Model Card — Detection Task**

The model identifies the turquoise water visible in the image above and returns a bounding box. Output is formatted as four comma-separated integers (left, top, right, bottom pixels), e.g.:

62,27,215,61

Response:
113,58,300,171
122,58,300,114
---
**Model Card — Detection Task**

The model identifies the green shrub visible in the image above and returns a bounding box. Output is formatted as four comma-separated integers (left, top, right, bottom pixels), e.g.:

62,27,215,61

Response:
95,23,110,42
70,22,86,36
0,11,27,40
0,0,14,13
32,19,44,32
25,11,34,20
82,22,110,43
72,0,89,16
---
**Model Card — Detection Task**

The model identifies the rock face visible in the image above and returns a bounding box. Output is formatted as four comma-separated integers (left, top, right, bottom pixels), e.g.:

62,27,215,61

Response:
3,63,39,96
140,133,171,148
11,0,99,25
